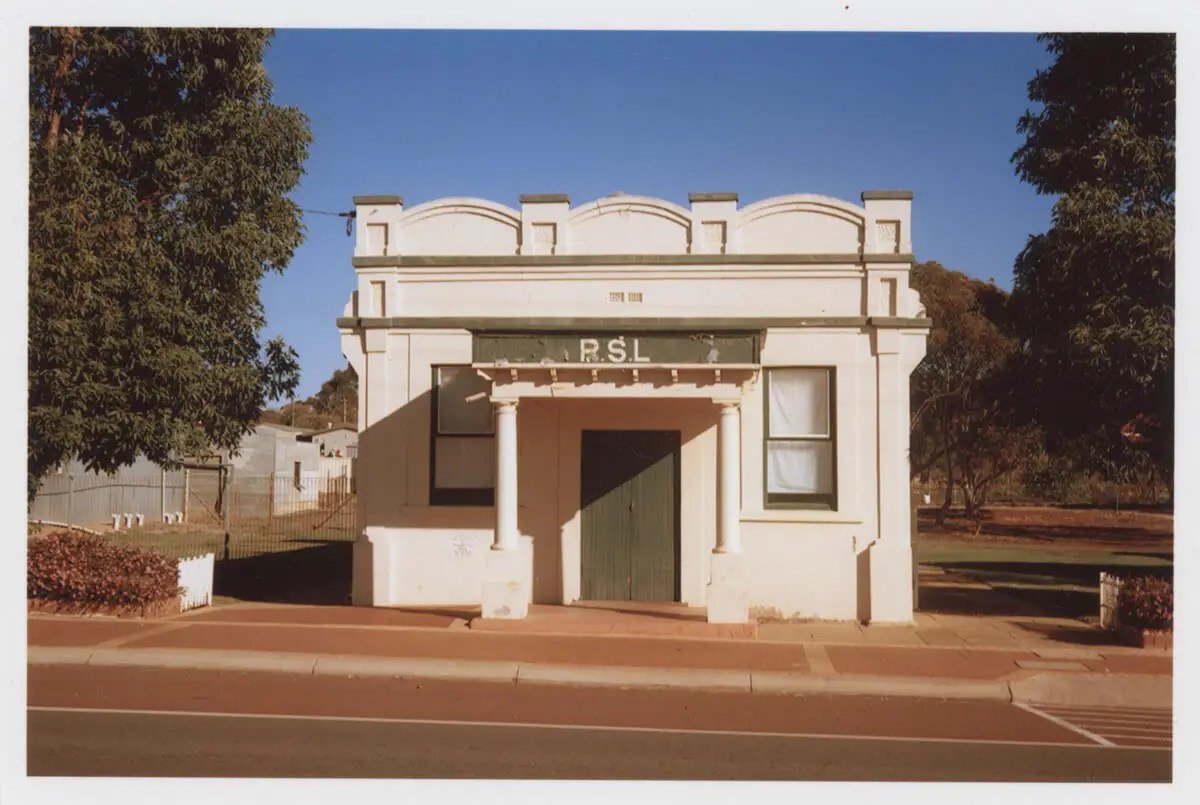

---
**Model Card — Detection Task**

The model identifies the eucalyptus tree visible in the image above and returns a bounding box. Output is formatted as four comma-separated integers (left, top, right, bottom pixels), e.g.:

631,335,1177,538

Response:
29,28,311,499
1010,33,1175,497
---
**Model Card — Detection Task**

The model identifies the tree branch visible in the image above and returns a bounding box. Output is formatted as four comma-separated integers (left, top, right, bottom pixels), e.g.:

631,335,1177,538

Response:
44,28,80,154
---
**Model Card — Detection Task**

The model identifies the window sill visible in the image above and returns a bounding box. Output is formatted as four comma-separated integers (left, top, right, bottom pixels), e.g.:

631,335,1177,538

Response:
741,510,863,525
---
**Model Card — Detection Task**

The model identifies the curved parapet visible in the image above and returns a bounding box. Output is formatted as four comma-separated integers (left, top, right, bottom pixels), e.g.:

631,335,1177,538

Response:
351,190,911,259
567,193,693,255
734,194,866,254
397,197,523,256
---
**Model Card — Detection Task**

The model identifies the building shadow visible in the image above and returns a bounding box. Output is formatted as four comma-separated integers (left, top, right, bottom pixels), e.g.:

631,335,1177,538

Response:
213,541,352,605
1009,619,1125,647
916,581,1052,618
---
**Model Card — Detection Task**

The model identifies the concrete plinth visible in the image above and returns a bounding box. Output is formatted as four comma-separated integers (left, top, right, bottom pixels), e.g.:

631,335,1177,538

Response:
706,552,749,624
481,544,531,620
866,541,915,624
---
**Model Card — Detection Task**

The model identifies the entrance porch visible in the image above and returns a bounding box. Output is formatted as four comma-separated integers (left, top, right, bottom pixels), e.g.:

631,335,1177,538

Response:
476,362,759,623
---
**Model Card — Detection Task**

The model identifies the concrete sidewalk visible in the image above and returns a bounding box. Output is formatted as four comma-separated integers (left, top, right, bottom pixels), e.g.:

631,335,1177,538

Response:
26,602,1172,708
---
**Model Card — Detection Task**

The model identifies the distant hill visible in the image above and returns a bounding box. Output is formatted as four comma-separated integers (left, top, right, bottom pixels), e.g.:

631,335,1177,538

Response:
261,364,357,430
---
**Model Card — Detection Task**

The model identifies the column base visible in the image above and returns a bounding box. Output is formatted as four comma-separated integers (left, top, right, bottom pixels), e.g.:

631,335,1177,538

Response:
481,540,532,619
351,528,391,607
866,540,915,624
706,552,749,624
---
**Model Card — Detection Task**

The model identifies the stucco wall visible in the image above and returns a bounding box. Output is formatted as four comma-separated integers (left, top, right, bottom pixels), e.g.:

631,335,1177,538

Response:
344,190,927,621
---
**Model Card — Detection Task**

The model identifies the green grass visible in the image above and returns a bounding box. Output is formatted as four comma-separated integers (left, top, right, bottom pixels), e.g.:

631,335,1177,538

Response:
918,540,1173,568
917,538,1173,618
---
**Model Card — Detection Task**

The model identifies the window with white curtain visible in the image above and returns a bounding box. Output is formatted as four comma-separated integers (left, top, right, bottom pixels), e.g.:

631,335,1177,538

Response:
764,367,836,508
431,366,494,505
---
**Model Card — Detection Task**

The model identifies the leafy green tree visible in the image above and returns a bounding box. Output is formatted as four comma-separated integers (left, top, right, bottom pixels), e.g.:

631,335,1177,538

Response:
28,27,311,501
309,364,358,425
1010,33,1174,497
260,363,358,429
910,261,1020,520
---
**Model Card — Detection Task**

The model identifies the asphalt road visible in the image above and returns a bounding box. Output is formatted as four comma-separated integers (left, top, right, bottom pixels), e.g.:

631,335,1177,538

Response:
27,666,1172,781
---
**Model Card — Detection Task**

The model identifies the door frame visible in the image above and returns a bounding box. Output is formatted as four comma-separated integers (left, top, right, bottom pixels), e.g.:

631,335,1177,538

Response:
578,428,682,602
556,399,718,607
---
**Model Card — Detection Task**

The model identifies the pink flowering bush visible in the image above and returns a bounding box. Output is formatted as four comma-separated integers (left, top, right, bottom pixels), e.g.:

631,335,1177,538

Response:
1118,575,1173,631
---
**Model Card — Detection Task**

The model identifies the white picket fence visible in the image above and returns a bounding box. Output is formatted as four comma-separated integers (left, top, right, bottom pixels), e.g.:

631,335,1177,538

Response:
178,553,215,612
1100,571,1124,629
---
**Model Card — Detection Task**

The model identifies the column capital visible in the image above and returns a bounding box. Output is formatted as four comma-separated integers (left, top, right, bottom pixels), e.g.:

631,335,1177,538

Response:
871,328,902,356
490,397,520,410
363,329,388,354
716,399,741,411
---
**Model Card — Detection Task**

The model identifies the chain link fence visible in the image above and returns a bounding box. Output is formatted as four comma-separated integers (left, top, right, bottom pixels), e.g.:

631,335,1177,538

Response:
31,462,357,602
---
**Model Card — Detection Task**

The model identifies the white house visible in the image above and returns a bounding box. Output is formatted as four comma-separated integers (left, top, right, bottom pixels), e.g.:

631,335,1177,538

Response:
227,423,322,515
339,190,928,623
304,425,358,457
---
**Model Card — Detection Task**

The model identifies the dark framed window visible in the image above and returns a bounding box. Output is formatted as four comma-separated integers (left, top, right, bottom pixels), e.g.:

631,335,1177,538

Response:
763,367,837,509
430,365,495,506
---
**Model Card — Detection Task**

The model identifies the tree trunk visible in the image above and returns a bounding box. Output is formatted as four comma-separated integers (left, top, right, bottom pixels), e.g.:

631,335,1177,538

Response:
937,417,954,526
44,28,80,153
962,481,984,535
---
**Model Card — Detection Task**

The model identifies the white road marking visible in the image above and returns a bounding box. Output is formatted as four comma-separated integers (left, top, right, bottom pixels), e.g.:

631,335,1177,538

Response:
1095,733,1172,743
1046,715,1176,729
1014,702,1115,747
25,705,1166,751
1063,720,1172,733
1041,710,1171,719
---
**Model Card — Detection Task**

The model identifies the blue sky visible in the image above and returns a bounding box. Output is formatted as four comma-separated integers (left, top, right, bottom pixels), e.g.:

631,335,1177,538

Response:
260,30,1057,400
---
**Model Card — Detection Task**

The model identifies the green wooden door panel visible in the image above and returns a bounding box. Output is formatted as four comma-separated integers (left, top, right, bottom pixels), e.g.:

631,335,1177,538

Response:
580,430,680,602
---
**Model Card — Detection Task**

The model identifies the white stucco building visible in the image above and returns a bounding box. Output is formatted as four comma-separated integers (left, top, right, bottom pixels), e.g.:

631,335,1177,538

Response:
340,190,928,623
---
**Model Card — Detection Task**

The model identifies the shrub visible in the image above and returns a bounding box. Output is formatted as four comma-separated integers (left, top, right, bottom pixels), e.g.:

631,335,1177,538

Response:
1019,453,1075,502
28,532,181,607
1118,575,1173,631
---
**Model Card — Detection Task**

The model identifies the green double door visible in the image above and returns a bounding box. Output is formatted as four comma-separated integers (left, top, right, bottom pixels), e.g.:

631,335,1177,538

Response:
580,430,681,602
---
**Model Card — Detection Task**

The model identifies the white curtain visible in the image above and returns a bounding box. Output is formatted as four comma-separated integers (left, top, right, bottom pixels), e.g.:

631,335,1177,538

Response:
437,367,494,434
767,441,833,495
768,368,829,437
435,437,495,489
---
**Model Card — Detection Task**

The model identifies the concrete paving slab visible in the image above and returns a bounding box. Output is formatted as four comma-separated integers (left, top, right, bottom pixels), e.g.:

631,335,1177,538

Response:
754,623,810,642
25,642,1173,709
186,605,468,629
1033,649,1104,660
913,630,970,648
27,646,94,665
26,617,165,647
750,672,1011,701
516,663,752,692
856,627,927,647
88,648,318,675
315,656,520,683
1010,672,1172,709
1088,655,1174,675
826,645,1028,680
1016,660,1091,671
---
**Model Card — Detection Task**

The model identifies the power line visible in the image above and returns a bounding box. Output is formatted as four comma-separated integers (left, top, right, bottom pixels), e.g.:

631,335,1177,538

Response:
300,208,356,236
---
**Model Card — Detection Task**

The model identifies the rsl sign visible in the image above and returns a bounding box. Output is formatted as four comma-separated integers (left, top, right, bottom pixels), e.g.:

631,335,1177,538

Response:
473,332,760,365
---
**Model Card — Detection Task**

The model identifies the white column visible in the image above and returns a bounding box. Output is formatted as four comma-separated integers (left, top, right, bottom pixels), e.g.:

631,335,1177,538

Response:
493,399,519,551
868,328,915,623
715,401,741,554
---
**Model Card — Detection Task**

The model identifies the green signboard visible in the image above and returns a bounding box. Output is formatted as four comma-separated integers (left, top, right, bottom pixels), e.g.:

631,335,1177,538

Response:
473,332,759,365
